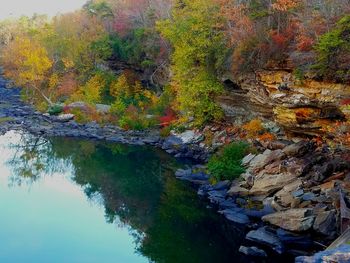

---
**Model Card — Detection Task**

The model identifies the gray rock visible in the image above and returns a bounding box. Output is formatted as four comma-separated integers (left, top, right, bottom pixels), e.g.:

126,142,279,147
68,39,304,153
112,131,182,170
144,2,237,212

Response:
276,228,313,247
208,190,227,199
242,153,256,166
175,169,192,177
167,130,204,145
219,209,250,224
246,227,284,254
176,171,209,184
95,104,111,113
249,149,286,172
282,141,311,157
56,114,74,122
293,189,304,198
302,192,317,202
211,180,231,191
262,208,315,232
274,179,302,207
241,172,254,186
67,101,87,110
295,244,350,263
249,172,298,196
313,210,337,237
239,246,267,257
227,185,249,196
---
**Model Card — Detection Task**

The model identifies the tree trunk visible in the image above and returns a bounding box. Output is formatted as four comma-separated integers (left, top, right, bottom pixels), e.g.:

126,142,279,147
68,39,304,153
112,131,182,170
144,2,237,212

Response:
33,86,53,105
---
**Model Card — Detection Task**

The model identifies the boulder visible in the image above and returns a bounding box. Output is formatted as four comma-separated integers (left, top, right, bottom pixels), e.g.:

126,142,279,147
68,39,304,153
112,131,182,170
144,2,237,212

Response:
274,179,303,207
95,104,111,114
246,227,284,254
243,198,275,218
176,171,209,184
242,153,256,166
164,130,204,147
284,157,311,177
276,228,313,248
249,172,298,196
313,210,337,237
220,209,250,224
239,246,267,258
282,141,313,157
175,130,204,144
67,101,88,110
211,180,231,191
227,185,249,196
241,172,254,187
249,149,286,172
295,244,350,263
262,208,315,232
56,114,74,122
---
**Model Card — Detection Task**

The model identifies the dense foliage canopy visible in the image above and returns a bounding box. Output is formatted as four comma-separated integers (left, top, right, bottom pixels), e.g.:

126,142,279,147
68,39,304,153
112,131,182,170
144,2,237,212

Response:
0,0,349,127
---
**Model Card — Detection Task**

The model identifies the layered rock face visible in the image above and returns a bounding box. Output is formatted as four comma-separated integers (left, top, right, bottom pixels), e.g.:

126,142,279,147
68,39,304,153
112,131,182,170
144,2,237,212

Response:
218,70,350,136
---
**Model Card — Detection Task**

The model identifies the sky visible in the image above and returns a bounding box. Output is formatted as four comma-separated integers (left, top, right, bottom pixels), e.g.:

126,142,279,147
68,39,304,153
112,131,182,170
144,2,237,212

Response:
0,0,87,20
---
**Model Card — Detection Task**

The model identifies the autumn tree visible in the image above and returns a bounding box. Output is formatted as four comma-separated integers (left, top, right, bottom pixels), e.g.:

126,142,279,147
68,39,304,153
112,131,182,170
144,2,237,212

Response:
158,0,227,125
314,15,350,82
2,36,53,104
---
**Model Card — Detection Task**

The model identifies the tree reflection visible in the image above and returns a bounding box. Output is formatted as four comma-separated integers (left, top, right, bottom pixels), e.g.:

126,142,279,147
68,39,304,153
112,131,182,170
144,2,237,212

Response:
4,133,240,263
6,132,71,186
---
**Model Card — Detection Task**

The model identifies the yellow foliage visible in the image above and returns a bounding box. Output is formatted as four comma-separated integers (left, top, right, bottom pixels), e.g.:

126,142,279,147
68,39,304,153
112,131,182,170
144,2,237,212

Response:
82,75,105,104
62,57,75,69
48,73,59,90
110,73,143,99
2,36,52,87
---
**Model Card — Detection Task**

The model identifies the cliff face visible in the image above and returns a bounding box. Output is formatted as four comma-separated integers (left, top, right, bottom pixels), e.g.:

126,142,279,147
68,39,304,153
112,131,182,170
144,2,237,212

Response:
219,70,350,136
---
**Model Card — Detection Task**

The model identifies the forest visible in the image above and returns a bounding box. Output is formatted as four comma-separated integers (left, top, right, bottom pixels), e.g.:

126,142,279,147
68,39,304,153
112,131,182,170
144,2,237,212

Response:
0,0,349,130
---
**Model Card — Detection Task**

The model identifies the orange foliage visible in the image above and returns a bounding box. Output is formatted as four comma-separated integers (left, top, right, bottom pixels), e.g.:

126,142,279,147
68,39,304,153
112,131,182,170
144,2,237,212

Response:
215,0,254,46
56,73,79,98
242,119,264,138
272,0,300,12
258,132,276,142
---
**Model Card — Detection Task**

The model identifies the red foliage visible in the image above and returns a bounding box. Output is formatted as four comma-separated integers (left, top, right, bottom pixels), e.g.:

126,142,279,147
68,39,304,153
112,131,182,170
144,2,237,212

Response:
340,99,350,106
271,32,289,48
296,35,314,51
159,107,177,126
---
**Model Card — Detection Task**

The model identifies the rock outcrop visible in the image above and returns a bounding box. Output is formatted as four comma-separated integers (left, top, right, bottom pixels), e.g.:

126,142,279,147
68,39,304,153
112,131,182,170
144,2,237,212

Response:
218,70,350,136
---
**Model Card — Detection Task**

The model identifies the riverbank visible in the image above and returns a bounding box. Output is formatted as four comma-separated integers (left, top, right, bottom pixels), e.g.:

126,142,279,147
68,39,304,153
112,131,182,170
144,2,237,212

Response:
1,76,350,262
0,77,210,163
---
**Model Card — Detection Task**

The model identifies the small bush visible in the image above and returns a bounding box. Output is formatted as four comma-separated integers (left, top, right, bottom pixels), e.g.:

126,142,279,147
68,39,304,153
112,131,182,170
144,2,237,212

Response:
48,104,63,115
160,126,172,138
242,119,264,138
207,142,249,181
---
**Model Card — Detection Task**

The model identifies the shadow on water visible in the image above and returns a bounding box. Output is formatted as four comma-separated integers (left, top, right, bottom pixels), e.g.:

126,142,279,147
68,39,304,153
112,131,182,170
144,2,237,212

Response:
2,131,254,263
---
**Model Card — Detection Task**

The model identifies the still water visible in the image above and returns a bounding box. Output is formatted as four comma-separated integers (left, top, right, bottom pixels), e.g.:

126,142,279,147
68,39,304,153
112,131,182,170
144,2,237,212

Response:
0,131,246,263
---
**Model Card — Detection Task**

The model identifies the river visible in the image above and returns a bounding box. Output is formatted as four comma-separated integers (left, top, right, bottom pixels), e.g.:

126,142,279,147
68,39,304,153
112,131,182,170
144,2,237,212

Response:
0,130,249,263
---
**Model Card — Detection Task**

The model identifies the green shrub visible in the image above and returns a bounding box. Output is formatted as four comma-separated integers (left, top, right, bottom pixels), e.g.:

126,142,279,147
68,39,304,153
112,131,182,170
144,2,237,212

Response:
48,104,63,115
207,142,249,181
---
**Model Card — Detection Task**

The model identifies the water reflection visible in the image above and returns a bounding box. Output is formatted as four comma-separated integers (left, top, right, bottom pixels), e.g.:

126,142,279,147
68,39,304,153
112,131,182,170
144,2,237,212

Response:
1,131,245,263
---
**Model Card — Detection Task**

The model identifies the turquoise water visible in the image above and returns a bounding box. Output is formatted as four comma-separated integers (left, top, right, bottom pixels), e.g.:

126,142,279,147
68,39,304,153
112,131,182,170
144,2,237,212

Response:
0,131,244,263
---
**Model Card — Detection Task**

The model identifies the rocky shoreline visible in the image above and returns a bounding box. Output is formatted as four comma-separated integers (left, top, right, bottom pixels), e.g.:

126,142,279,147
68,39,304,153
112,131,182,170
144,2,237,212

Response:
0,77,210,162
175,140,350,262
1,76,350,262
